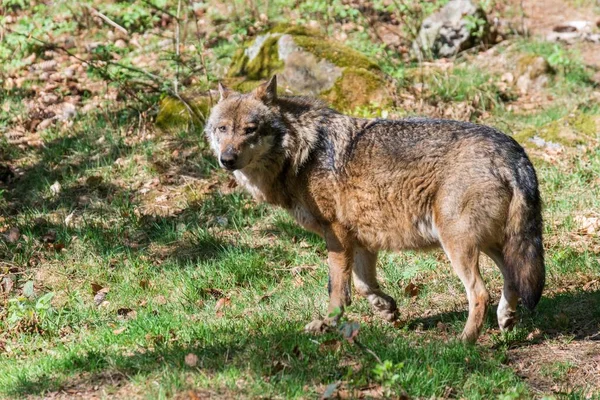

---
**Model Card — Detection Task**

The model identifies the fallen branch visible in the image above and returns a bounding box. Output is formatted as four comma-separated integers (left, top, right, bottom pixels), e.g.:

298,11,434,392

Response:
84,5,129,36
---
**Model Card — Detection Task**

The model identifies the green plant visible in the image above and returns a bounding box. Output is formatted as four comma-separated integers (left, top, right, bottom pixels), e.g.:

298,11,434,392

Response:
547,45,574,74
7,291,56,334
373,360,406,396
1,0,26,10
98,3,159,32
465,14,487,39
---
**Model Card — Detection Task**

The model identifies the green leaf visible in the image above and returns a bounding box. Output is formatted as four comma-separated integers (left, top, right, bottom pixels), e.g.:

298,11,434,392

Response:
23,280,35,299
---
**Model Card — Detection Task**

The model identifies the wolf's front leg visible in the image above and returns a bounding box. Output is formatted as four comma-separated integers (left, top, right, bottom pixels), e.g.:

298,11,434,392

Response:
305,223,354,333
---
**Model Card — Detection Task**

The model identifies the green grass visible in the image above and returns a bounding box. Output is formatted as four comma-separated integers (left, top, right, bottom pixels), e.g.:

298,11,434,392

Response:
0,99,599,399
1,1,600,398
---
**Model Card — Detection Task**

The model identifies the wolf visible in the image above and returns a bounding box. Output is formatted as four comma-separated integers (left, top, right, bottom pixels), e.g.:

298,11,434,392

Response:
205,75,545,342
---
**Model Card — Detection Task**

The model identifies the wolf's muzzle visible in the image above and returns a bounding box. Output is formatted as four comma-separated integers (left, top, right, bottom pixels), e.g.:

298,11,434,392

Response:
220,150,238,171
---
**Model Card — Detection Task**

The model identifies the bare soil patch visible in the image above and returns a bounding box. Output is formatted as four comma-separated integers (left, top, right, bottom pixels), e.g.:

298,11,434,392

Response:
509,341,600,397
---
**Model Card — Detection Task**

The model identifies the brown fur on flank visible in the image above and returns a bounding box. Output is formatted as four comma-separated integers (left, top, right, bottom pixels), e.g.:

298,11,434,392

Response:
205,76,545,343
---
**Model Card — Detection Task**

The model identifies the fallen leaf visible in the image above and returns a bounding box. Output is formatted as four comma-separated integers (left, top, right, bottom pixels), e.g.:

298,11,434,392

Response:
437,321,449,333
202,288,223,299
404,282,422,298
64,212,75,226
290,265,317,275
53,242,65,251
1,275,15,294
322,382,340,399
215,297,231,313
90,283,104,295
340,321,360,343
184,353,199,367
583,280,598,291
85,175,104,186
319,339,341,352
574,215,600,235
50,181,62,196
117,308,137,319
94,287,109,306
113,327,126,335
154,295,167,305
41,230,57,243
3,227,20,243
293,275,304,287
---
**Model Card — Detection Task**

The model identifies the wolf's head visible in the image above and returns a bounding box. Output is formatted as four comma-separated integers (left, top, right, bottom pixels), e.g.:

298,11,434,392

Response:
205,76,284,171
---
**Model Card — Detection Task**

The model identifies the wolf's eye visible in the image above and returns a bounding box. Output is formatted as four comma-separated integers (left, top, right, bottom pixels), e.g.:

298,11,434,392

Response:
244,126,257,135
218,125,227,133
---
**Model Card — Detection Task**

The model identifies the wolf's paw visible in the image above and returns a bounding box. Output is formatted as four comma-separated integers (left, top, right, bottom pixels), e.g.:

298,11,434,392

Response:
498,313,517,332
368,294,398,322
458,330,479,344
304,319,329,334
375,307,398,322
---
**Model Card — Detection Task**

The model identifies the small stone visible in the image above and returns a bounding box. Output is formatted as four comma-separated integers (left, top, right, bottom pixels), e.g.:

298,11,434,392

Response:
114,39,127,49
24,53,36,65
37,118,55,131
501,72,514,84
38,60,57,72
553,20,593,33
184,353,199,367
4,78,14,90
50,181,62,196
41,93,59,105
4,227,20,243
60,103,77,120
49,72,63,82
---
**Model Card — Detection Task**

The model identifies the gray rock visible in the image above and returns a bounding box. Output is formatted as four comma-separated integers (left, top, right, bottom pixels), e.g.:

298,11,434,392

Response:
413,0,490,59
547,20,598,43
226,26,393,110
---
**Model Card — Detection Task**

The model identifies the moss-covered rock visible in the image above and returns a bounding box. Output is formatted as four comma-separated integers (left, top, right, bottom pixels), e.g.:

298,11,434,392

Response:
156,25,394,129
514,112,599,146
155,94,214,131
227,25,393,111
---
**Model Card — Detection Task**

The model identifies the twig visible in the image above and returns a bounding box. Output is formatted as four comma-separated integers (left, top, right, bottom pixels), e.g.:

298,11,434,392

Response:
391,0,421,42
353,340,382,364
139,0,181,21
7,27,162,83
5,26,204,127
188,0,214,105
174,0,182,96
519,0,525,37
84,5,129,36
7,27,203,123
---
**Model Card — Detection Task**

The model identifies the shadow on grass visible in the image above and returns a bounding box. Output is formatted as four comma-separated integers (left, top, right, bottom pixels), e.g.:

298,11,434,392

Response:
0,106,243,266
6,315,521,399
4,290,598,397
406,289,600,342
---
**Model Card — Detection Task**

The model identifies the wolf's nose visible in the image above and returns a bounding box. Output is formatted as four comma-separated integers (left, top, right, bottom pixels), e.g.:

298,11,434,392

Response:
220,152,238,170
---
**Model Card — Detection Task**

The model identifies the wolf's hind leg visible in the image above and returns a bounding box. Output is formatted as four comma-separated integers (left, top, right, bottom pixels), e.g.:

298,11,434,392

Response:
442,239,490,343
485,248,519,331
353,247,398,322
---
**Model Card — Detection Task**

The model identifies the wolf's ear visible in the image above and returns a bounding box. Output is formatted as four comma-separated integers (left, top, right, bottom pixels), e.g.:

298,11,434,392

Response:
218,82,232,102
253,75,277,104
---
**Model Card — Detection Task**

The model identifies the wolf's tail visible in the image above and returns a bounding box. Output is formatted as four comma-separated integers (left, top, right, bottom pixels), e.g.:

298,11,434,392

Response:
503,167,545,310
